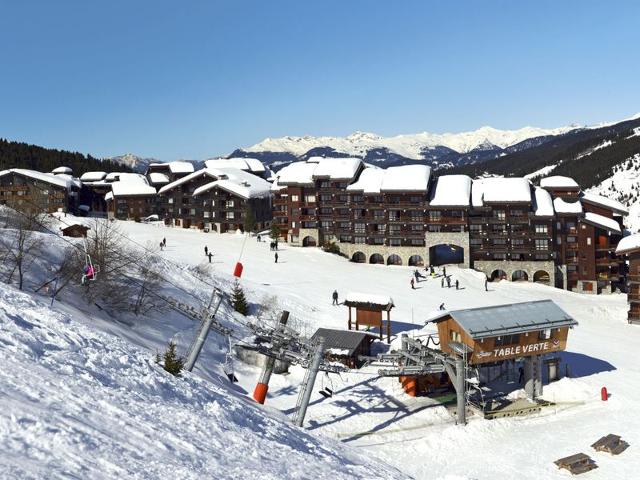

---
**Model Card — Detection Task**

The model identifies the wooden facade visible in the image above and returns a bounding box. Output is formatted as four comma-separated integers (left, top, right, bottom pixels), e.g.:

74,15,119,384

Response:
0,169,76,213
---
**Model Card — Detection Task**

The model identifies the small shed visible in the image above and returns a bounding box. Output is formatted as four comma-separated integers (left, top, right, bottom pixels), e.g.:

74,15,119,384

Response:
344,292,394,343
61,223,90,238
311,328,376,368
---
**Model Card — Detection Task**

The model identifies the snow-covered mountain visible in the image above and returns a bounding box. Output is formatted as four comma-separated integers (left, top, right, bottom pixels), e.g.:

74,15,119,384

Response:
107,153,162,173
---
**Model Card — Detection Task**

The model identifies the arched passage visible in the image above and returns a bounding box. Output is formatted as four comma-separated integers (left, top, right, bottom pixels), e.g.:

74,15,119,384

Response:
429,244,464,266
302,236,317,247
408,255,424,267
533,270,550,284
512,270,529,282
369,253,384,264
351,251,366,263
387,254,402,266
491,269,507,281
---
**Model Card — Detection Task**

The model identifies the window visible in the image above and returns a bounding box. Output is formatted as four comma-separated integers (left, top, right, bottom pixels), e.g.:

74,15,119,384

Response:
320,181,330,188
304,194,316,203
428,211,441,221
226,200,235,208
337,195,348,203
354,223,366,234
291,195,299,202
371,237,384,245
493,253,506,260
319,207,332,215
410,195,422,203
535,224,548,234
492,238,506,246
351,195,363,203
354,236,366,244
450,331,462,343
470,224,482,233
557,237,562,245
321,220,332,229
291,221,296,228
510,209,524,217
320,194,331,202
373,210,385,220
470,238,483,247
511,238,524,246
410,238,423,246
410,211,423,221
567,236,577,243
389,238,401,246
168,198,174,204
539,328,552,340
535,253,549,260
495,334,520,346
587,237,592,245
226,212,235,219
389,224,401,234
449,210,463,218
389,210,400,221
339,235,352,242
494,210,506,220
190,208,196,215
428,225,441,232
203,211,210,218
535,239,548,250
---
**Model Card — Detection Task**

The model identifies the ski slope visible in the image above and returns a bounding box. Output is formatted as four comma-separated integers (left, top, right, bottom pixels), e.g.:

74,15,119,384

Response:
2,218,640,479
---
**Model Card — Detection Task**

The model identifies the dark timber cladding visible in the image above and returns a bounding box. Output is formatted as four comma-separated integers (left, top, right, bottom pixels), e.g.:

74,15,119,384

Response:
0,168,78,213
428,300,578,364
310,328,376,368
344,293,394,343
615,234,640,324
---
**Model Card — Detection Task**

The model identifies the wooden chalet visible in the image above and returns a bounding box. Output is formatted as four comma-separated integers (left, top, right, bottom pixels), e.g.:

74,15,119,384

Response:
344,292,394,343
311,328,376,368
105,175,158,220
0,168,79,213
60,223,89,238
145,161,195,183
616,233,640,324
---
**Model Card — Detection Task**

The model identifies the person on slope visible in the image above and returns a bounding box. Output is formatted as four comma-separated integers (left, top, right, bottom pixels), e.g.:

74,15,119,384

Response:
455,279,459,290
410,278,415,289
274,252,278,263
332,290,339,306
439,303,445,311
204,245,208,256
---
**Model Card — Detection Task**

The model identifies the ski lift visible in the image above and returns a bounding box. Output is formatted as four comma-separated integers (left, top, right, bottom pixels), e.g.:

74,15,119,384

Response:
318,372,334,398
223,335,238,383
81,235,100,285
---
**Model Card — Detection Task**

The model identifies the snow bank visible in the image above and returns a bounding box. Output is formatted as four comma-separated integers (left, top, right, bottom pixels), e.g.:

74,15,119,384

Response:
0,283,404,480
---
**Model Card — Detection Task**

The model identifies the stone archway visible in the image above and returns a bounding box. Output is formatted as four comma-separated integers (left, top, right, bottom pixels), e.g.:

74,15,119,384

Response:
351,251,366,263
408,255,424,267
512,270,529,282
533,270,550,284
429,244,464,266
369,253,384,264
491,269,507,281
387,254,402,266
302,236,317,247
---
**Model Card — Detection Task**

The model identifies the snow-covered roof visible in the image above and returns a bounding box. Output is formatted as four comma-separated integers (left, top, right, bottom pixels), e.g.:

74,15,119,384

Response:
51,166,73,175
429,175,472,207
148,161,195,174
532,187,554,217
80,171,107,182
344,292,394,308
54,174,82,189
616,233,640,255
472,177,532,206
275,161,318,186
1,168,74,189
553,197,583,214
346,167,385,194
110,181,156,197
105,191,113,201
192,169,272,199
158,168,220,194
204,157,266,174
581,192,628,215
582,212,621,233
312,157,363,180
380,165,431,192
105,172,121,182
148,172,170,185
540,175,579,189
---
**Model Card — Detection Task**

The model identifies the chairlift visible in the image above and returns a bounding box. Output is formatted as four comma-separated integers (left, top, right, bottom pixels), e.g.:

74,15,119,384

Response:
223,335,238,383
318,372,334,398
81,235,100,285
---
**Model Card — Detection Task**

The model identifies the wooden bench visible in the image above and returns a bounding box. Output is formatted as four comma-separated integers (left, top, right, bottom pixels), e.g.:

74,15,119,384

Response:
554,453,598,475
591,434,629,455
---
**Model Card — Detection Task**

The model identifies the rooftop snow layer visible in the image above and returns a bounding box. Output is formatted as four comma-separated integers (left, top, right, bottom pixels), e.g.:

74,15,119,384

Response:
429,175,472,207
1,168,75,189
158,168,220,194
582,212,622,233
472,177,532,206
344,292,394,307
149,172,170,185
540,175,580,189
110,181,156,197
380,165,431,192
312,157,363,180
581,192,629,215
533,187,554,216
192,169,272,199
346,167,385,194
80,171,107,182
275,161,318,185
553,197,583,214
616,233,640,254
51,166,73,175
205,157,266,173
148,161,195,174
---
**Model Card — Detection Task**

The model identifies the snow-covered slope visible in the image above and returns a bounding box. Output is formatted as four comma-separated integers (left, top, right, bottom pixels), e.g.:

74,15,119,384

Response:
0,281,405,480
243,125,580,160
108,154,159,173
587,153,640,233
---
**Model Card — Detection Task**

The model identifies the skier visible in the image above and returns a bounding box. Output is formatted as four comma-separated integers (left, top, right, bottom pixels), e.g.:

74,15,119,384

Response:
442,266,446,276
274,252,278,263
414,270,420,283
159,241,164,251
441,277,444,288
439,303,445,311
446,276,451,288
430,265,435,275
455,279,459,290
208,252,213,263
257,234,261,242
332,290,339,305
410,278,415,289
484,277,489,291
204,245,208,256
162,237,166,247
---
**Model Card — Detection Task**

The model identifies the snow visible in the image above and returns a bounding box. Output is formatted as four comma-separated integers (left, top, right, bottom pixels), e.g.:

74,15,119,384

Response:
380,165,431,192
105,191,113,201
148,161,195,174
312,157,363,180
5,215,640,479
581,192,629,215
553,197,583,214
616,233,640,254
80,171,108,182
105,172,121,182
472,177,532,206
583,212,622,233
524,164,557,179
148,172,170,184
540,175,579,189
110,175,156,197
192,170,272,200
158,168,218,194
429,175,472,207
274,161,318,185
344,292,394,307
244,125,580,160
1,168,75,190
346,167,384,194
533,187,554,216
51,166,72,175
205,157,266,174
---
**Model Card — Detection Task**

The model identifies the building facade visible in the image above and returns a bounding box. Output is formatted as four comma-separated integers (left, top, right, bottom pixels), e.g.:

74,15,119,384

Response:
0,168,79,213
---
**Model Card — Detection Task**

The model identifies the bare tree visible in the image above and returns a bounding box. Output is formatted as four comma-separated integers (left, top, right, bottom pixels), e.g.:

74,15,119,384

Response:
131,250,165,315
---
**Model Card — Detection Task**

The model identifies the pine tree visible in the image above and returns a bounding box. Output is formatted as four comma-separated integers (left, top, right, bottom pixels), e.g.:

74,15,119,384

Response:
269,223,281,241
160,340,185,377
243,207,256,233
231,279,249,315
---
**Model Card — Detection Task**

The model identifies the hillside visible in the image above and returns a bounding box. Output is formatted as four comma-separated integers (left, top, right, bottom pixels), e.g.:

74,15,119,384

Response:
0,139,132,176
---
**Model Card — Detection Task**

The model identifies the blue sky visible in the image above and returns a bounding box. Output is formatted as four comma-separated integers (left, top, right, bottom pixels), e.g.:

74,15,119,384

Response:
1,1,639,160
